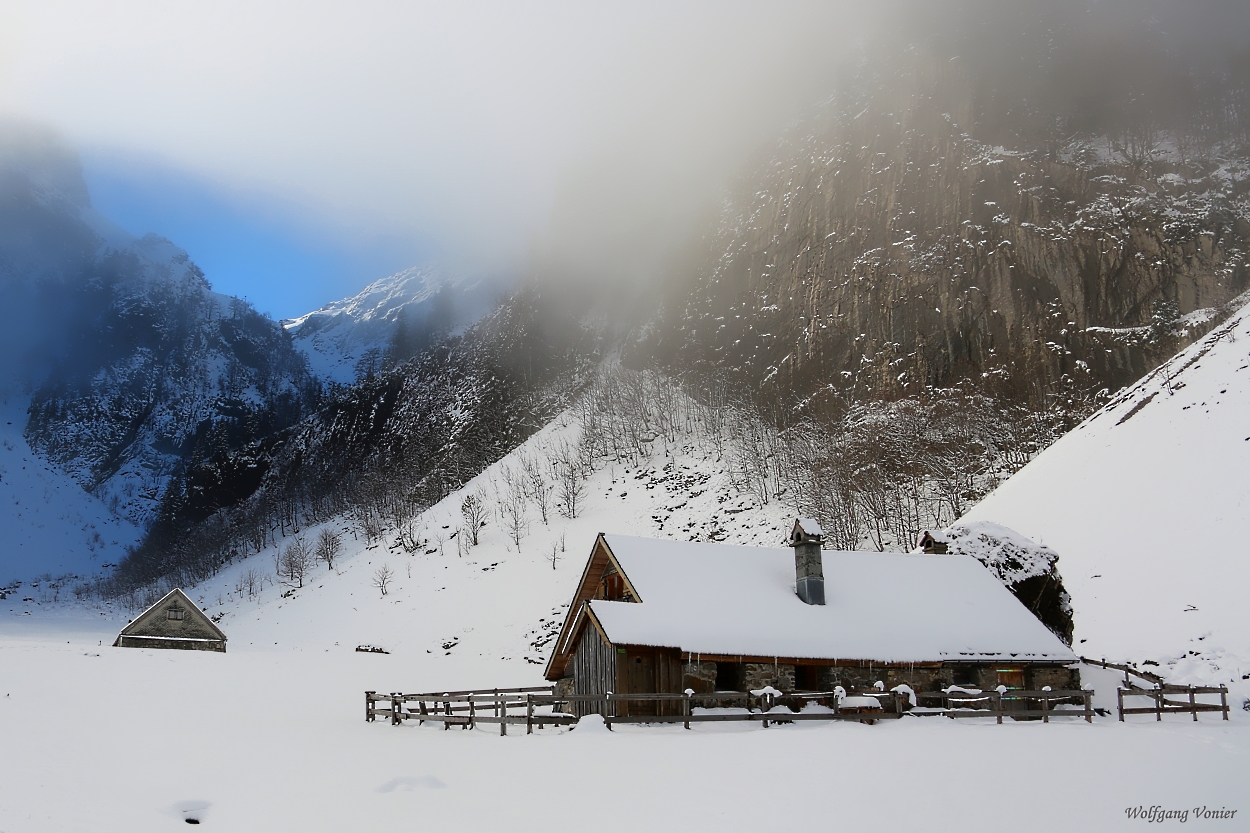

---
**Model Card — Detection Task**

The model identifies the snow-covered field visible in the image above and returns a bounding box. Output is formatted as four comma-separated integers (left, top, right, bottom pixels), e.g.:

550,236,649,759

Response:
2,620,1244,832
962,297,1250,687
4,399,1247,831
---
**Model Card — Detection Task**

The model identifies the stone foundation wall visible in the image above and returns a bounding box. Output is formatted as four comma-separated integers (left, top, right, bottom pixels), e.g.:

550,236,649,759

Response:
115,636,225,653
744,662,795,692
655,658,1079,698
1027,665,1080,690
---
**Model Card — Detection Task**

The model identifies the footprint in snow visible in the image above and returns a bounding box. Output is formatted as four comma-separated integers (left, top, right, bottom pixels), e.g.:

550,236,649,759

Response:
167,800,211,824
376,776,446,792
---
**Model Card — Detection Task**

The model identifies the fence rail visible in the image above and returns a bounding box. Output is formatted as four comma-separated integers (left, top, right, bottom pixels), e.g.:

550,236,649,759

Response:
912,689,1094,723
1080,656,1165,687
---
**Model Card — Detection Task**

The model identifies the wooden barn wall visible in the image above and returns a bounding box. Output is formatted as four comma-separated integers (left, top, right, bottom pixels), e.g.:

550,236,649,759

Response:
571,627,617,717
618,646,684,717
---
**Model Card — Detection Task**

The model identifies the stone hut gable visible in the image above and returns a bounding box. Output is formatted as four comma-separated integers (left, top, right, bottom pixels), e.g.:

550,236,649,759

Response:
113,588,226,647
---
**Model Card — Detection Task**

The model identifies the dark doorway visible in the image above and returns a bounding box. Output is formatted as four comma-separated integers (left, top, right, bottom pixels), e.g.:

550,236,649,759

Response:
794,664,821,691
714,661,745,691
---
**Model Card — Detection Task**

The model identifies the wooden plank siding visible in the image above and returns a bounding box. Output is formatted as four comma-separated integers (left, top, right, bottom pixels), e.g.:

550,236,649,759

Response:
618,646,684,717
571,623,617,717
545,534,642,681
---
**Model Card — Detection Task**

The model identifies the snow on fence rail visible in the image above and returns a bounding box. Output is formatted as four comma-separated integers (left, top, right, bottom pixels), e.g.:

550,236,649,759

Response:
1080,657,1230,722
912,689,1094,723
364,686,1095,733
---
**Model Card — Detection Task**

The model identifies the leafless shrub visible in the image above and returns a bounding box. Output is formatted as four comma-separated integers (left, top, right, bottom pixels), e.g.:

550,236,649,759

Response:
461,490,487,546
373,564,394,596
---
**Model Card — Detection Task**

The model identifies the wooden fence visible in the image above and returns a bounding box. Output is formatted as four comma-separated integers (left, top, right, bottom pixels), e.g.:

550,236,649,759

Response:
1081,657,1230,722
1117,685,1230,722
364,685,1095,733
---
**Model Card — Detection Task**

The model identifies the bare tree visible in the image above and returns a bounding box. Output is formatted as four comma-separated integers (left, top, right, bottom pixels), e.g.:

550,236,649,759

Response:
500,468,529,550
461,490,487,546
372,564,394,596
547,540,562,570
235,568,266,601
552,441,586,519
520,453,552,525
315,529,342,571
278,537,313,588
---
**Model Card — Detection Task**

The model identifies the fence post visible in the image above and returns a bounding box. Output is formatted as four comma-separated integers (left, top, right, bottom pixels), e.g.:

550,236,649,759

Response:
527,693,534,735
994,691,1003,725
391,693,401,726
1155,688,1163,722
366,691,375,723
683,690,691,730
419,699,427,726
1190,688,1198,722
1221,687,1229,721
500,695,507,736
1041,693,1049,724
605,692,613,731
444,698,452,731
1117,688,1124,722
1084,691,1093,723
469,696,476,729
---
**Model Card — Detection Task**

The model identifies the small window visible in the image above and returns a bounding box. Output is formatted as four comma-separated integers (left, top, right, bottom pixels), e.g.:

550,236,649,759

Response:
167,608,184,621
795,665,821,691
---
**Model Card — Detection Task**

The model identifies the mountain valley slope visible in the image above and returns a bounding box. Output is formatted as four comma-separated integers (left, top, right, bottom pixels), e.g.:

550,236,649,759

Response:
961,294,1250,684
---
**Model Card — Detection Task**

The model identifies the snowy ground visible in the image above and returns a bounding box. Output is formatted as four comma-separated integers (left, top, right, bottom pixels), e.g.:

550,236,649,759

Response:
3,377,1248,830
1,616,1244,832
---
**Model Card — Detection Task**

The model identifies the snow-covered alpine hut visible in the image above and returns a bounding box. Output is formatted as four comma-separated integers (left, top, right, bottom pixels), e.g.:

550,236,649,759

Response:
113,588,227,653
544,522,1076,714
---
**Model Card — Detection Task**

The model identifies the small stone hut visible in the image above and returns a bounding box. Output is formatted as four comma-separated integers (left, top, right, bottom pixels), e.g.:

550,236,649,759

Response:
544,522,1077,715
113,588,227,653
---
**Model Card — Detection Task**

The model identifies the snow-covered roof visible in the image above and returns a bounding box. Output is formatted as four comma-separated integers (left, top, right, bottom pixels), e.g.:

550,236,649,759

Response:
795,518,823,538
584,535,1074,664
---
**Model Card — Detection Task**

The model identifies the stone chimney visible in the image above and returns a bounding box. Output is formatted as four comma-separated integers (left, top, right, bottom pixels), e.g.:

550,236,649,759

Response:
789,518,825,605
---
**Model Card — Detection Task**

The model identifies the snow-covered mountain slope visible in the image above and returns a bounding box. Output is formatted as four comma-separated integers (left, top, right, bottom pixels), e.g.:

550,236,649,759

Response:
151,399,799,663
0,394,141,585
283,264,495,384
960,296,1250,684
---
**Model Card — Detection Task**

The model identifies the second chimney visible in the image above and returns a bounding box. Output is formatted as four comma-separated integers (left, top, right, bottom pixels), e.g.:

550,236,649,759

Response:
790,518,825,605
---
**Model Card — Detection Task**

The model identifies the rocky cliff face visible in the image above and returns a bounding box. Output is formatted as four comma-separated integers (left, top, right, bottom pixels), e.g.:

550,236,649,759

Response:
638,59,1250,412
1,125,319,528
